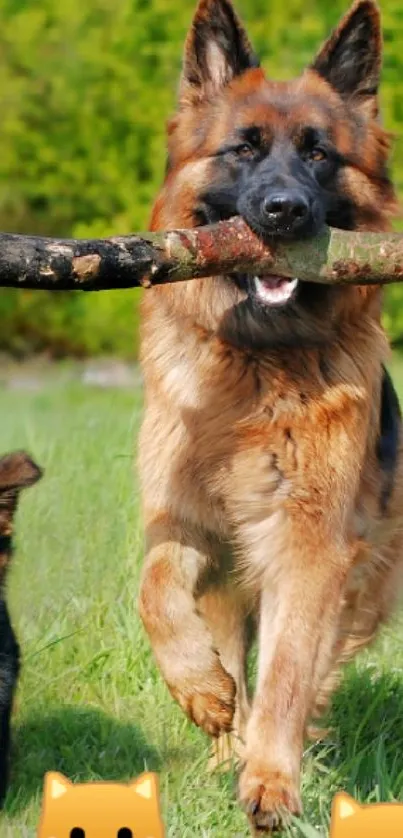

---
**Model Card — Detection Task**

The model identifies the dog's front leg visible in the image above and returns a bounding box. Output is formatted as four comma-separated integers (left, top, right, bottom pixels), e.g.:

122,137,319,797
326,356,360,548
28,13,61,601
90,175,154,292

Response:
139,515,236,737
239,517,348,833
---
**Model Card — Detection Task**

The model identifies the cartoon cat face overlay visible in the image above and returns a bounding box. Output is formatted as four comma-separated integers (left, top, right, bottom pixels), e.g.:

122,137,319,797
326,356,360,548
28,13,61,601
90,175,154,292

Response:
37,771,165,838
331,792,403,838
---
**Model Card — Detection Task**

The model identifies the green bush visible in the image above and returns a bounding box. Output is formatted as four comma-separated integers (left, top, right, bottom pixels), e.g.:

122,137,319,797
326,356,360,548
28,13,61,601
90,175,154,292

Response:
0,0,402,356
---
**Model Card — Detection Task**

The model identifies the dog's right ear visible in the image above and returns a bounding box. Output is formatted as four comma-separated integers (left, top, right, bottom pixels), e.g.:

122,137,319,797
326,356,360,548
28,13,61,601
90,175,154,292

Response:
179,0,259,107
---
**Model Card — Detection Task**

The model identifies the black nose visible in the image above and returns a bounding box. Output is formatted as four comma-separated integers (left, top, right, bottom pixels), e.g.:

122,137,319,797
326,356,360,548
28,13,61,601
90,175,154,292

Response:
262,191,310,230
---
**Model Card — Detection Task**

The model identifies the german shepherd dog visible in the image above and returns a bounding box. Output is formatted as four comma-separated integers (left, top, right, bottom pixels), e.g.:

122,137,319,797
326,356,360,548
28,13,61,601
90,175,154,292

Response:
0,451,42,803
138,0,403,831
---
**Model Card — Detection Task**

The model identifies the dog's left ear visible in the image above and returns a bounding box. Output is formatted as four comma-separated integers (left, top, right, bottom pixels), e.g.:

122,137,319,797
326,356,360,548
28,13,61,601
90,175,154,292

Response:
179,0,259,106
311,0,382,118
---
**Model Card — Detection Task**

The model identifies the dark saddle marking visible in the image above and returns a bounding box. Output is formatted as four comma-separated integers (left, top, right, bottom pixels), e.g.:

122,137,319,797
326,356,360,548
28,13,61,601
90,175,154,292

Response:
377,365,401,512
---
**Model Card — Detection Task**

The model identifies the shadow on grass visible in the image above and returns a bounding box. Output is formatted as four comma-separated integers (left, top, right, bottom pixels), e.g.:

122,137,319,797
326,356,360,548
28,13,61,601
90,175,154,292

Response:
5,705,161,815
314,665,403,799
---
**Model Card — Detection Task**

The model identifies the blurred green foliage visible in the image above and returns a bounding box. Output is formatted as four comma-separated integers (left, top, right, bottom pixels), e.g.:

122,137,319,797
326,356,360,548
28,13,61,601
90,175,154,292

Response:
0,0,403,356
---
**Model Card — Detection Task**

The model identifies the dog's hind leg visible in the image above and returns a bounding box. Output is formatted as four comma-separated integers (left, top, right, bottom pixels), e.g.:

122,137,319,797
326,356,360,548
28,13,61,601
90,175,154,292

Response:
197,583,253,770
139,516,236,738
310,532,403,736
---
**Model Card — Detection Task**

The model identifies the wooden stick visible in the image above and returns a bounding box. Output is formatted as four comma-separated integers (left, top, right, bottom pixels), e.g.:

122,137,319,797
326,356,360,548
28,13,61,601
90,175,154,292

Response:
1,217,403,291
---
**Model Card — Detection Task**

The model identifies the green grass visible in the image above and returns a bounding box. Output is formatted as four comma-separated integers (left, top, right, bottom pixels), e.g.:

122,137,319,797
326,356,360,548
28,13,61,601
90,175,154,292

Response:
1,364,403,837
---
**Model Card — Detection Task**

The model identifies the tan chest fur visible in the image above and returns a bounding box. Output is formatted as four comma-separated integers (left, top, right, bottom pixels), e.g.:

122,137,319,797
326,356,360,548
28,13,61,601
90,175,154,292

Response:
139,295,385,552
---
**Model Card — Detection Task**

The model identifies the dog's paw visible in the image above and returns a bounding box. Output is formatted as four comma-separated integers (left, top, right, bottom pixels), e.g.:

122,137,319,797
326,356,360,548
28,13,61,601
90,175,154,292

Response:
239,763,302,833
170,662,236,737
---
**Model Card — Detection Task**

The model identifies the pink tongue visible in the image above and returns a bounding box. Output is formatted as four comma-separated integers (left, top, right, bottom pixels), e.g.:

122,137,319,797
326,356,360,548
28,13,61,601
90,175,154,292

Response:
259,275,289,289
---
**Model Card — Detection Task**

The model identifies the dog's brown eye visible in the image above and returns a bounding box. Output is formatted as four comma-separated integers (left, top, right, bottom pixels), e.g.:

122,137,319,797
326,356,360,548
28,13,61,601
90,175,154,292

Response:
235,143,255,159
309,147,327,162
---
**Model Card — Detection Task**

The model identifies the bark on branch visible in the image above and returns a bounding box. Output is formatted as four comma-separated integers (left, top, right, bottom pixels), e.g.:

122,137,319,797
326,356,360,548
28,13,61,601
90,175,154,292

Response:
0,217,403,292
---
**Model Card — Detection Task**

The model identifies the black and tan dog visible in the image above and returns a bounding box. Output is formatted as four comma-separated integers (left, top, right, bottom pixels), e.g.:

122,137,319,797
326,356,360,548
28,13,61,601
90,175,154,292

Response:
138,0,403,831
0,451,42,803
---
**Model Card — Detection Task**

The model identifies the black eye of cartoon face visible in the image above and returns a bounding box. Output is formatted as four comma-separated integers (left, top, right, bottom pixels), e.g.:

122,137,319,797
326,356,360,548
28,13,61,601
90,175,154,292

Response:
70,829,85,838
117,829,133,838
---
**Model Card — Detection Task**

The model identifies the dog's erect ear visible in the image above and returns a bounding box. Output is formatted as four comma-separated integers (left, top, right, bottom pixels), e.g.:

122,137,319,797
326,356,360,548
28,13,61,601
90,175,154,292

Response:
311,1,382,118
179,0,259,106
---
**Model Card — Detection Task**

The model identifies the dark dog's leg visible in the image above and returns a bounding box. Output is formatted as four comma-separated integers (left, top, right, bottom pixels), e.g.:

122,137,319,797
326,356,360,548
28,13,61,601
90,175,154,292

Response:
0,451,42,803
0,601,20,804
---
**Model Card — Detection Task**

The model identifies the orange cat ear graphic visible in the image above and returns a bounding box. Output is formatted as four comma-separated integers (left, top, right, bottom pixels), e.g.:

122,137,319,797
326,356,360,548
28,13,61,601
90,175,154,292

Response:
330,792,360,837
43,772,71,800
130,772,159,801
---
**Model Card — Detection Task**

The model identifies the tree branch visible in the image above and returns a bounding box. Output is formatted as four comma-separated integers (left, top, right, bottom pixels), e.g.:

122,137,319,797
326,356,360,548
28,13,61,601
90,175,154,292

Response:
0,217,403,292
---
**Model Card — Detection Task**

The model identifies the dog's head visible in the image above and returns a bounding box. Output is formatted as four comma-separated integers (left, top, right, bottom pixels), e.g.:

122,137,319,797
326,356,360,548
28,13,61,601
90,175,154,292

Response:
0,452,42,577
152,0,397,347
